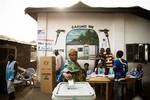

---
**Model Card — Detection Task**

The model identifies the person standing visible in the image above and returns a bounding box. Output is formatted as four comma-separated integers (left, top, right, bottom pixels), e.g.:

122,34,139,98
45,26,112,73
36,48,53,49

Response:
6,54,18,100
54,50,64,81
105,48,113,75
113,50,128,100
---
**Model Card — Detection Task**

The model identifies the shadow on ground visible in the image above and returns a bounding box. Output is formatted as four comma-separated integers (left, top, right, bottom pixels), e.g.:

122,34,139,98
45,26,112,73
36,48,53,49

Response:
1,82,150,100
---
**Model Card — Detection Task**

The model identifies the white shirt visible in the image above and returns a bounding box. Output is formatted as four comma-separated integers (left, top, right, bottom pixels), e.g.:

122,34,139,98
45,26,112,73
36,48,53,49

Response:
56,55,64,71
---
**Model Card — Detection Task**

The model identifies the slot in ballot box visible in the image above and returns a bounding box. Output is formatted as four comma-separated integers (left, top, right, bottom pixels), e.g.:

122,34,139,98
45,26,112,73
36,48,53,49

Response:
52,82,96,100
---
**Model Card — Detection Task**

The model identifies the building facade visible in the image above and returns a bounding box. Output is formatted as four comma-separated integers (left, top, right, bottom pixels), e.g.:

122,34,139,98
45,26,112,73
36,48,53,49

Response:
25,2,150,68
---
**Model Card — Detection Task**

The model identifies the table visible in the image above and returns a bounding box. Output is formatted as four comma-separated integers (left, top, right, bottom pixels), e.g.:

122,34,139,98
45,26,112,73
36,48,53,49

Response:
126,76,136,96
86,76,111,100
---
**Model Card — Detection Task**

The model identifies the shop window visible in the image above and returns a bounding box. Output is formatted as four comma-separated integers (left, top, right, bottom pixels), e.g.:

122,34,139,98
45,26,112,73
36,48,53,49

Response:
126,44,150,63
78,48,83,52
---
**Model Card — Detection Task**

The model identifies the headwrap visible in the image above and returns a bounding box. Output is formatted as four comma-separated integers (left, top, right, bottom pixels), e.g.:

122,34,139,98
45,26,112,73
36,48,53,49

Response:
69,48,77,55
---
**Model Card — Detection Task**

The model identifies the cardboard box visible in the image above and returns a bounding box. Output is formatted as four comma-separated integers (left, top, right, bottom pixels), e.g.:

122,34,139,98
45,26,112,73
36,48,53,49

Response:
39,56,56,94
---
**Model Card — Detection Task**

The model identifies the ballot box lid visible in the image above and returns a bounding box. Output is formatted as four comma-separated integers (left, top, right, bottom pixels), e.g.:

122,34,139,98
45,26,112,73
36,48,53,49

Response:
52,82,95,97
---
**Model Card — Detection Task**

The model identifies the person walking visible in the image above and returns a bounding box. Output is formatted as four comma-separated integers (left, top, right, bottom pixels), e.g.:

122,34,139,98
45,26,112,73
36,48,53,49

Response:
6,54,18,100
105,48,113,75
54,50,64,81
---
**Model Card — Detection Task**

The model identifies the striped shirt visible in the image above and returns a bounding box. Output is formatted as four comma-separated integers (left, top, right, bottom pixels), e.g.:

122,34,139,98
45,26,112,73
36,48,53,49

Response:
105,53,113,68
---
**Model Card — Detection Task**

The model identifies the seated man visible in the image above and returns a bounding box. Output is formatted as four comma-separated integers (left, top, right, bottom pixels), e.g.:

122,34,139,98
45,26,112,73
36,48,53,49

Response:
83,63,92,77
129,64,144,95
107,67,115,78
129,64,143,78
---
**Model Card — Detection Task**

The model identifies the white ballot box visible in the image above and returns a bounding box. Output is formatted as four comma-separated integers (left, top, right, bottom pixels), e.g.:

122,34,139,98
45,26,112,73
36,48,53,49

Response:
52,82,96,100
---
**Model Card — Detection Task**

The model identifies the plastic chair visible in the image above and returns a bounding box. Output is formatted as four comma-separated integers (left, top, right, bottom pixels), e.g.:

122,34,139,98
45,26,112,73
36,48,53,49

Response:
22,68,36,87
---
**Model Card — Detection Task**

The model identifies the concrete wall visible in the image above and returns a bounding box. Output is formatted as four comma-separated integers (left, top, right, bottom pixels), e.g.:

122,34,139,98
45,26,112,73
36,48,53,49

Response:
0,40,31,69
125,14,150,44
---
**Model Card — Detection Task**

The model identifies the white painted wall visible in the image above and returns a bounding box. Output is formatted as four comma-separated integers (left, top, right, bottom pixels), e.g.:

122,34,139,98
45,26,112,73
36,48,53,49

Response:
125,14,150,44
37,13,121,55
111,13,125,57
37,12,150,66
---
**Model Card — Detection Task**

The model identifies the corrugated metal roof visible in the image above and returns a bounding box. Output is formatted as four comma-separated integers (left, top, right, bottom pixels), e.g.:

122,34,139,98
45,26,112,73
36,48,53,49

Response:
25,1,150,21
0,35,17,42
0,35,32,45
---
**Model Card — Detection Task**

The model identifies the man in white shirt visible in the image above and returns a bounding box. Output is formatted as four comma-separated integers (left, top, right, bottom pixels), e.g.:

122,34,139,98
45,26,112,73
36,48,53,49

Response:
54,50,64,80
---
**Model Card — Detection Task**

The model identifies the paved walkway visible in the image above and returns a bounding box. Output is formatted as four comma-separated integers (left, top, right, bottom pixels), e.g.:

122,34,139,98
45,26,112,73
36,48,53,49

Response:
0,86,50,100
16,87,50,100
0,83,147,100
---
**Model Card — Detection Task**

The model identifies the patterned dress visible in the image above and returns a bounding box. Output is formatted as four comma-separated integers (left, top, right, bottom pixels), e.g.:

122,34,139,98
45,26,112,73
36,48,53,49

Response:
62,59,86,82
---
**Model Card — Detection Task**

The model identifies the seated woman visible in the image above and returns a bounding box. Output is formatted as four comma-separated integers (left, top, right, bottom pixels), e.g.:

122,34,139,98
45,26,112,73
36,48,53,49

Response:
61,48,86,82
94,51,105,75
94,59,105,75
